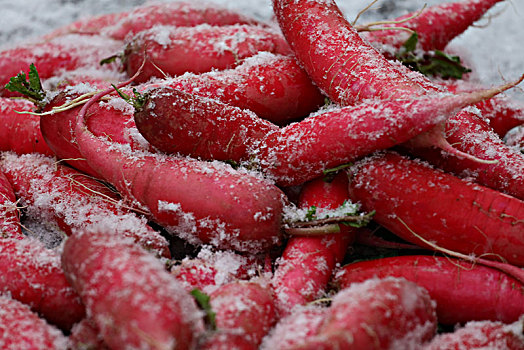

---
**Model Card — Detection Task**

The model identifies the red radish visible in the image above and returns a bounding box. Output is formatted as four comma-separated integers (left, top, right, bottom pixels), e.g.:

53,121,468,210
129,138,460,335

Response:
205,281,277,348
272,172,355,316
0,152,171,257
61,228,205,350
0,295,68,350
361,0,505,52
423,319,524,350
347,152,524,267
74,81,285,253
333,255,524,325
172,248,263,293
288,277,437,350
0,34,121,97
0,237,85,330
199,331,259,350
68,319,109,350
0,169,23,238
45,1,261,40
505,125,524,153
0,98,53,156
260,306,328,350
403,108,524,200
135,81,515,186
153,52,324,124
123,24,292,83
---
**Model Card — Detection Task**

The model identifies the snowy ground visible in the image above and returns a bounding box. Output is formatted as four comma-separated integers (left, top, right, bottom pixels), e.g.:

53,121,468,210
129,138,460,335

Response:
0,0,522,100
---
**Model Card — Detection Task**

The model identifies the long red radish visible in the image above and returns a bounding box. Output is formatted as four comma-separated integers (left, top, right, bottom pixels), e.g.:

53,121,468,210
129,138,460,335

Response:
45,1,261,40
403,108,524,200
333,255,524,325
0,152,171,257
0,237,85,330
206,281,277,348
272,172,355,316
0,168,23,238
0,98,53,156
0,295,68,350
123,24,292,83
347,152,524,267
74,81,285,253
61,227,204,350
361,0,505,52
423,319,524,350
292,277,437,350
135,81,517,186
152,52,324,124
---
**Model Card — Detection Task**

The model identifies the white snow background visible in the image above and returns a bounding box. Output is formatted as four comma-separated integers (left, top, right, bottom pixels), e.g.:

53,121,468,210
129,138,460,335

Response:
0,0,522,100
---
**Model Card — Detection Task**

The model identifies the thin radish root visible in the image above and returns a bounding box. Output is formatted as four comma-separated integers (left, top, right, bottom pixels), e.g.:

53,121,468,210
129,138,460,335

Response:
355,4,426,33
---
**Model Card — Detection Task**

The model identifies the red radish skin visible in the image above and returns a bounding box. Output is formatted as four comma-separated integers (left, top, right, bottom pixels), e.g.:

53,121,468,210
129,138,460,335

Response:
61,228,205,350
505,125,524,153
151,52,324,124
75,84,285,253
124,24,292,83
68,319,109,350
333,255,524,325
347,152,524,267
0,98,53,156
272,172,355,316
0,35,121,97
207,282,278,348
0,152,170,257
362,0,505,52
0,296,68,350
404,108,524,200
0,237,85,330
292,277,437,350
199,331,259,350
423,319,524,350
45,1,261,40
0,169,23,238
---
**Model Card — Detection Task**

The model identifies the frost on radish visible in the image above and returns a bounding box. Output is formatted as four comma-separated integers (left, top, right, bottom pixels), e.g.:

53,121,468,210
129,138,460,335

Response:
123,24,292,83
0,168,23,238
61,228,205,350
0,152,170,257
348,152,524,267
68,318,109,350
334,255,524,325
0,237,85,330
0,295,68,350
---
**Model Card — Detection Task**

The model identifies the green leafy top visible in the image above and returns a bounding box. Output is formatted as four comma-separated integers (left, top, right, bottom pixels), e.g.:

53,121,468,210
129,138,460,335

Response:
190,288,216,330
4,63,47,108
112,84,147,110
396,32,472,79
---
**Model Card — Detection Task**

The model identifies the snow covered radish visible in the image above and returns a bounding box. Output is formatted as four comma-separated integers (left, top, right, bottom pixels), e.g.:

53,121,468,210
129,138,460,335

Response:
68,319,109,350
347,152,524,266
61,228,205,350
0,296,68,350
362,0,505,52
152,52,324,124
75,84,285,253
0,237,85,330
45,1,261,40
272,172,355,316
0,169,23,238
123,24,292,83
333,255,524,324
423,319,524,350
0,98,53,156
0,152,170,257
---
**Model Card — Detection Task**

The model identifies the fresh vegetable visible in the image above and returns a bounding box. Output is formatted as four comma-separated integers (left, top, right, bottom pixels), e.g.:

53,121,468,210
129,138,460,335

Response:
61,227,205,350
333,255,524,324
0,295,68,350
0,237,85,330
123,24,291,83
347,152,524,266
0,168,23,238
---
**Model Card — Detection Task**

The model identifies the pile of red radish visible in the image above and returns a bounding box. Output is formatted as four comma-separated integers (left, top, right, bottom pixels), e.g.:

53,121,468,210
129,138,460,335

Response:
1,0,523,348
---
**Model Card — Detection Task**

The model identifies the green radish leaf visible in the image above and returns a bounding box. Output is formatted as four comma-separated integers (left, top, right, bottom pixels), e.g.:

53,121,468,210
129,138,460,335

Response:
112,85,146,110
305,206,317,221
4,63,47,108
100,54,119,66
403,32,419,53
190,289,216,330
